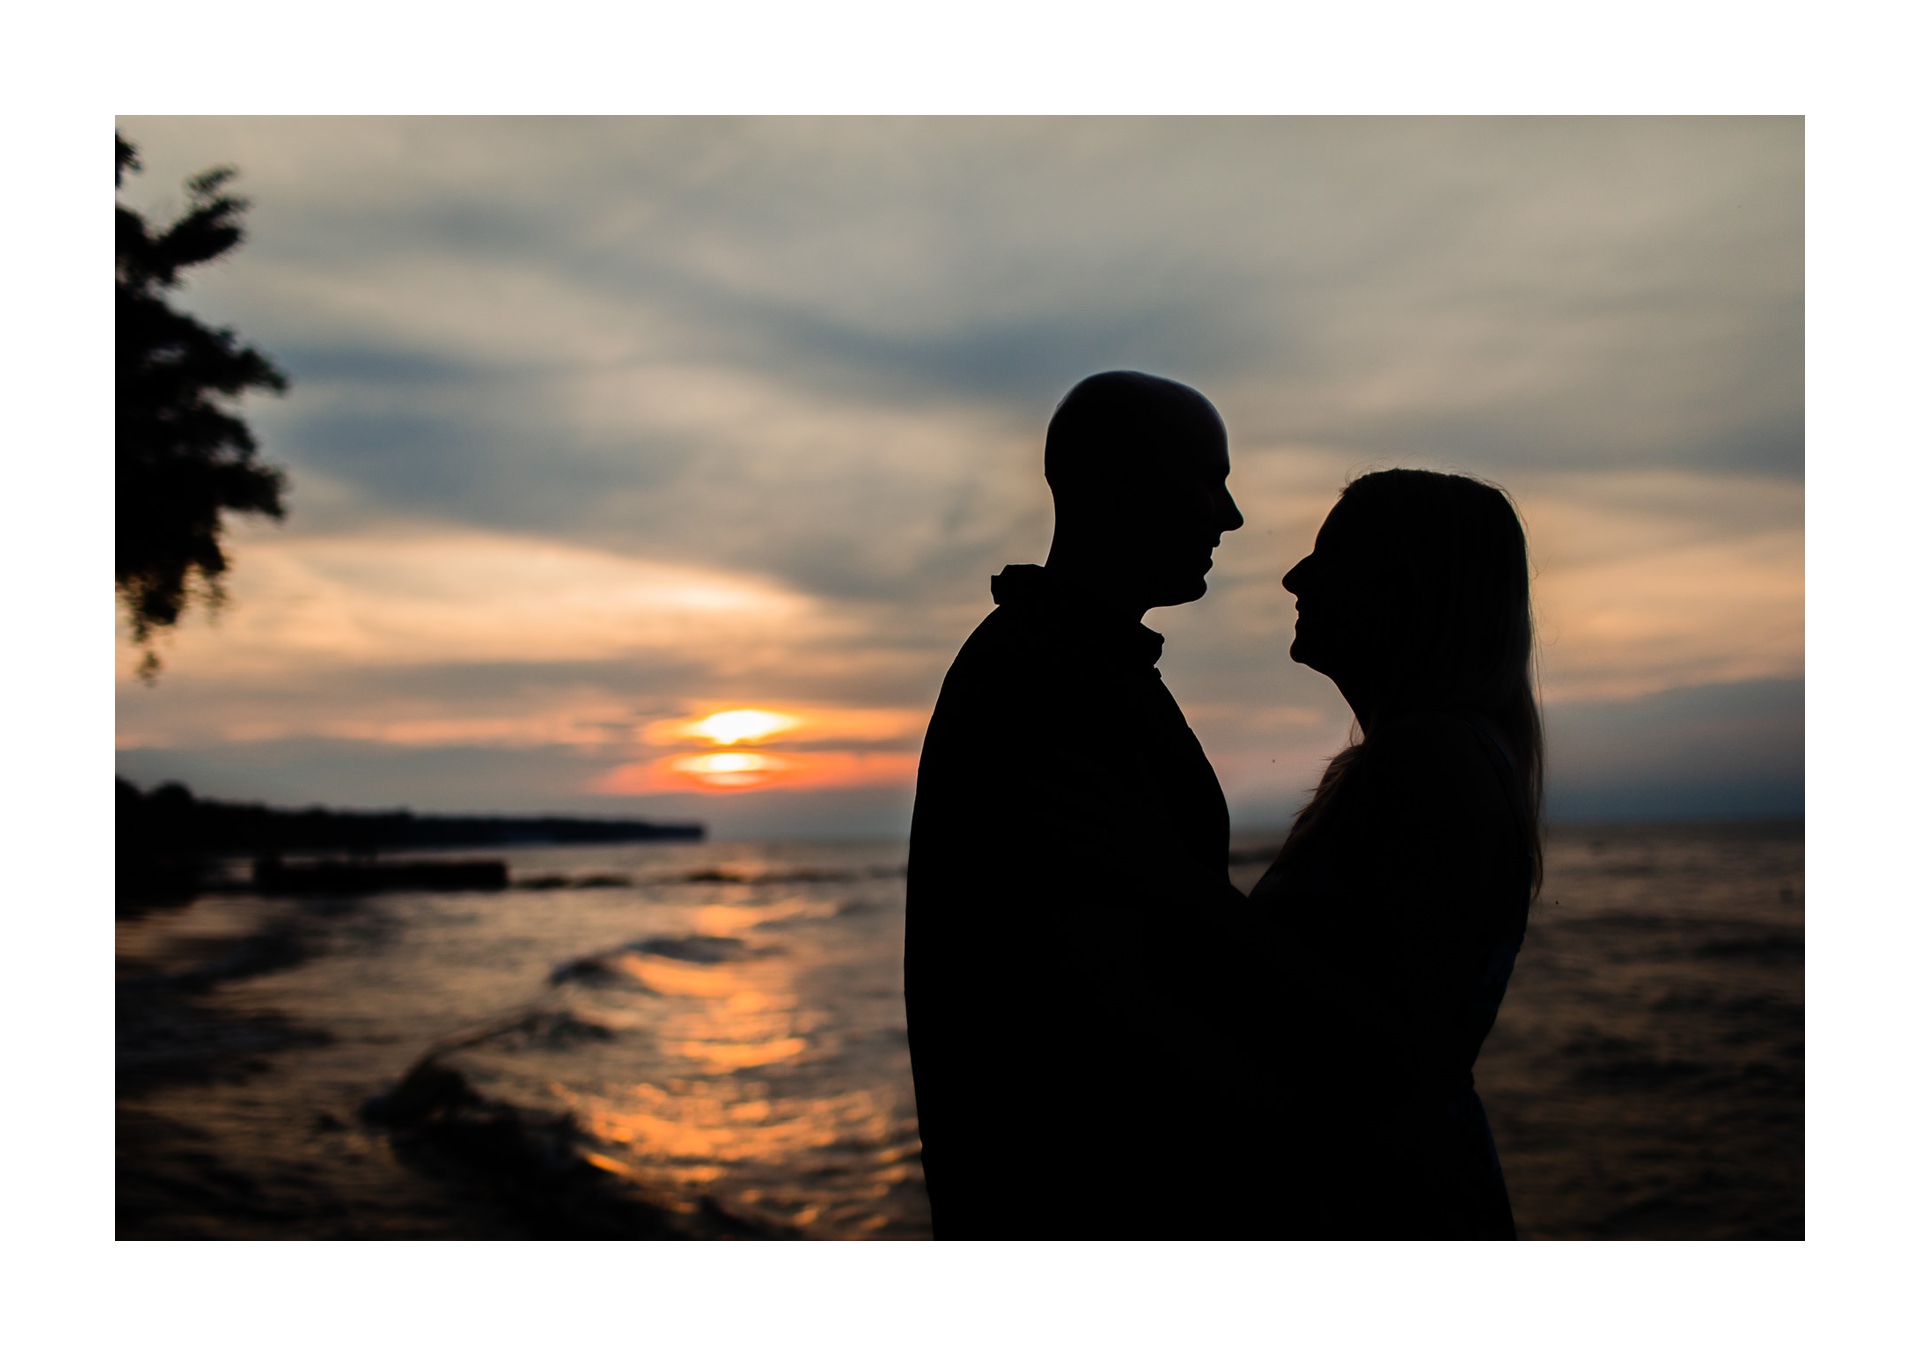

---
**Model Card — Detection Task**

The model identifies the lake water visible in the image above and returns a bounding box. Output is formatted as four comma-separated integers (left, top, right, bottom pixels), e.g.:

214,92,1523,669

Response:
116,820,1802,1239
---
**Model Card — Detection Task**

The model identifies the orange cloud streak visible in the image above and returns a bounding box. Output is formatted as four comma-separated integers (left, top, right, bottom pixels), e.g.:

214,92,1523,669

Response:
593,750,920,796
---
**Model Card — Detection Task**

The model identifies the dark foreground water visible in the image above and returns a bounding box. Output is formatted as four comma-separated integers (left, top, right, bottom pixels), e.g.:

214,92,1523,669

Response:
116,820,1802,1240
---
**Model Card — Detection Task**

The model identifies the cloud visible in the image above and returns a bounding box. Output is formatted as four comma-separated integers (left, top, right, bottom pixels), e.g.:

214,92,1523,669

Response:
127,116,1801,467
1545,678,1804,820
116,523,826,678
1535,530,1803,702
113,117,1803,829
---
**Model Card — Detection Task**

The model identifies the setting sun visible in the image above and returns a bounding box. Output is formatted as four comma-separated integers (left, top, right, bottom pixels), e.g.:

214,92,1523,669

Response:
676,709,803,745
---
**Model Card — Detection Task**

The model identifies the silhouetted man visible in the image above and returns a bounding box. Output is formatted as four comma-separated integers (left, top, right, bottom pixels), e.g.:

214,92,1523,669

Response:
905,371,1247,1239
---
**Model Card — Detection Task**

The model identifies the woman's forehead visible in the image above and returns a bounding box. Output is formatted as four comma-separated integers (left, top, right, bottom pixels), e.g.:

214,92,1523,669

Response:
1317,495,1360,540
1313,497,1402,567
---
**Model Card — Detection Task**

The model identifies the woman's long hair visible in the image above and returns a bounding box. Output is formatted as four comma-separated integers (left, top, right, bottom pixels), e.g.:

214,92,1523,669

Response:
1279,469,1544,897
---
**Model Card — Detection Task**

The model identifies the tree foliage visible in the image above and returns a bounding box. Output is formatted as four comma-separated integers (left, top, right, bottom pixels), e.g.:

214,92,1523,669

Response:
117,131,289,679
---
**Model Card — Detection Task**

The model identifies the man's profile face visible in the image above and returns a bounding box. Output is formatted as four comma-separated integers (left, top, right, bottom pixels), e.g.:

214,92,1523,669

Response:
1116,417,1244,609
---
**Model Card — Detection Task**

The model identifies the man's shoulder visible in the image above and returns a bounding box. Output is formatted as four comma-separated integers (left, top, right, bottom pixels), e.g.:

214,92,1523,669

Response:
927,607,1042,733
941,599,1056,686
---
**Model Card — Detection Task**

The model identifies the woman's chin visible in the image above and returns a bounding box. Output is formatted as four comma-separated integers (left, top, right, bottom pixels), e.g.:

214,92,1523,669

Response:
1289,639,1338,681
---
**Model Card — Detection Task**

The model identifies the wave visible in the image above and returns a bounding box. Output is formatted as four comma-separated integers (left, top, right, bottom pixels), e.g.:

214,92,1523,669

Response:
361,1056,796,1240
547,933,751,987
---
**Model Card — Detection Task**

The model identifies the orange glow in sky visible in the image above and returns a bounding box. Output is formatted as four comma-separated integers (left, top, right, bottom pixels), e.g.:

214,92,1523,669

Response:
670,750,794,788
597,702,925,795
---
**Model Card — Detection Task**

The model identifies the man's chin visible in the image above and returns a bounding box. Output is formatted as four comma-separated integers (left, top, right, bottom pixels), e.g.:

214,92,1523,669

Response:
1146,579,1208,609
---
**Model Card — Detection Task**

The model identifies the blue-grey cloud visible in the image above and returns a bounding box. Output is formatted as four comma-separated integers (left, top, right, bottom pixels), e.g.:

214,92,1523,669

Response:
114,116,1803,828
1544,677,1804,820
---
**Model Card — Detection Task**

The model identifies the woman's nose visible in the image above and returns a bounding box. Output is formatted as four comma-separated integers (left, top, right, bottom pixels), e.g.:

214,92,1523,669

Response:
1283,556,1309,595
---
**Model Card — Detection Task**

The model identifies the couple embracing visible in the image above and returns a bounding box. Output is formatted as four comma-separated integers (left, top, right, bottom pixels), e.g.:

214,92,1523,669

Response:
904,371,1542,1241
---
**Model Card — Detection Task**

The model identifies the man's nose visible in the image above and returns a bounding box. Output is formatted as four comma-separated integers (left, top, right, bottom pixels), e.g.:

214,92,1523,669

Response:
1218,488,1245,534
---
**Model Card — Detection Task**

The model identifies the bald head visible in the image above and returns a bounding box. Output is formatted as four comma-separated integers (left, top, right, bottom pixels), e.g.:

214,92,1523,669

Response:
1045,371,1227,493
1041,371,1242,613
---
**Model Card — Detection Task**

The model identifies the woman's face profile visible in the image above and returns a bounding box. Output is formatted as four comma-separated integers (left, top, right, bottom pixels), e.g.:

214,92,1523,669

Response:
1283,497,1396,683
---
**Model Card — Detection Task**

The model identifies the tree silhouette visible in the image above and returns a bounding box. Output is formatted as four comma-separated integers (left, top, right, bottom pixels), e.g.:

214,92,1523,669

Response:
117,131,289,680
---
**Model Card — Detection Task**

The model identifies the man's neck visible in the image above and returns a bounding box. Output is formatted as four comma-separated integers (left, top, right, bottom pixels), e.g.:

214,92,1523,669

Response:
1038,553,1151,624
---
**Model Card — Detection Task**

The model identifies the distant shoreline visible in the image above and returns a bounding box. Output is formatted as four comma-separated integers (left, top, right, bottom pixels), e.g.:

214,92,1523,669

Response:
117,777,705,859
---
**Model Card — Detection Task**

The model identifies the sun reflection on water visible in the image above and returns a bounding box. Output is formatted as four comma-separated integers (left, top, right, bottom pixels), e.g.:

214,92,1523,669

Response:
694,899,834,934
416,846,923,1237
617,954,743,997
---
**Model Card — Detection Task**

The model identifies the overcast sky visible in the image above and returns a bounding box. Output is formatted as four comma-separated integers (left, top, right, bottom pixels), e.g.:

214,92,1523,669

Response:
113,116,1803,837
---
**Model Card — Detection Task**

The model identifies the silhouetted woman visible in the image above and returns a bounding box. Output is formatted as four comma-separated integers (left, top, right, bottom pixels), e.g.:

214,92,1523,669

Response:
1250,469,1542,1239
